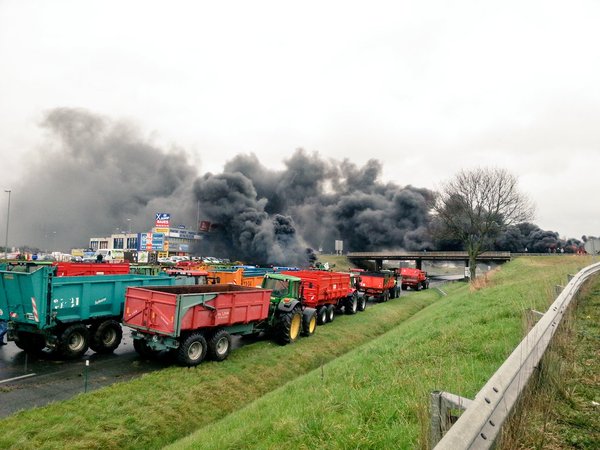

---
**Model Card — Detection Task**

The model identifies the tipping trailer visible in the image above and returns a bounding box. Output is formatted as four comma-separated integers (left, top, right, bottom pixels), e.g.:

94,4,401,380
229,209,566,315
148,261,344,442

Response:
281,270,362,324
0,265,176,358
124,280,316,366
353,269,400,302
206,267,273,288
398,267,429,291
53,262,131,276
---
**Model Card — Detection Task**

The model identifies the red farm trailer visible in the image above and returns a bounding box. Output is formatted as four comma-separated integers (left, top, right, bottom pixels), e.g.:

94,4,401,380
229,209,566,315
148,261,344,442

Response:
123,283,312,366
398,267,429,291
353,270,400,303
53,262,131,277
281,270,362,325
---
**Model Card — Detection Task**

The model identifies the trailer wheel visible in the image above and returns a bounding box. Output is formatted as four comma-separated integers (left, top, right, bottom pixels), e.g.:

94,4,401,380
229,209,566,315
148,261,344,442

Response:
381,290,390,302
133,338,156,358
414,283,420,291
345,294,358,315
14,332,46,354
326,304,335,323
357,295,367,312
90,320,122,354
317,306,328,325
177,333,207,366
275,306,302,345
401,284,407,290
301,309,317,336
58,324,89,359
207,329,231,361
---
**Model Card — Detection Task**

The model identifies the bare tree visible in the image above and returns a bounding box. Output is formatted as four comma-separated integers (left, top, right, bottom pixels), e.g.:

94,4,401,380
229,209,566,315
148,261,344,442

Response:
432,168,534,280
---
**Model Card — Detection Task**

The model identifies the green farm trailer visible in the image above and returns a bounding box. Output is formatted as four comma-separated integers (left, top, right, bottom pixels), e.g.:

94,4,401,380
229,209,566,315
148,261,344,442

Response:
0,265,177,359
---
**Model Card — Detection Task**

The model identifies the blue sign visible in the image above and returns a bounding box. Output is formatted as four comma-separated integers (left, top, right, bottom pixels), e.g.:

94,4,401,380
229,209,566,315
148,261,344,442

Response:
155,213,170,221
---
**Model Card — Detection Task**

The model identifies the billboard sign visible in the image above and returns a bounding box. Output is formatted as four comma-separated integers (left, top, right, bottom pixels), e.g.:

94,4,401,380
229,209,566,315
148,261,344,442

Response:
155,213,170,233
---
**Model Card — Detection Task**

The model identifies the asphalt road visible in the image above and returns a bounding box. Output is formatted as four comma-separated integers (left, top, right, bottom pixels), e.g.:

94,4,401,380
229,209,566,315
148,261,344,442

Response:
0,278,457,419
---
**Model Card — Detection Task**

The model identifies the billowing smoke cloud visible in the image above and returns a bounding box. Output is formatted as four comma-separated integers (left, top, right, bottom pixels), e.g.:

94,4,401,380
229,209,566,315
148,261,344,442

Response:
11,108,198,251
492,223,583,253
200,148,435,262
12,109,435,265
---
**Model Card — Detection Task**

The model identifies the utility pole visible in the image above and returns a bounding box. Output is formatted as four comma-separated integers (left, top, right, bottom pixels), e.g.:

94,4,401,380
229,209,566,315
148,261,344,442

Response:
4,189,11,260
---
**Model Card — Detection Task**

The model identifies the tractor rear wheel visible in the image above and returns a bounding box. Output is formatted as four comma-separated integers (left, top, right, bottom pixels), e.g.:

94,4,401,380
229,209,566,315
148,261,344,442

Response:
275,306,302,345
207,329,232,361
177,332,207,366
90,320,122,354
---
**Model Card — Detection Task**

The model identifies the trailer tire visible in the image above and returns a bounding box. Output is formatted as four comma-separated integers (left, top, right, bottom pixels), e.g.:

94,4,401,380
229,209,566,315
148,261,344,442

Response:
301,309,317,337
14,332,46,354
275,306,302,345
207,329,231,361
133,338,156,358
357,295,367,312
58,324,89,359
317,306,328,325
326,304,335,323
414,283,420,291
401,284,407,290
345,294,358,315
381,290,390,303
177,333,207,366
90,320,122,354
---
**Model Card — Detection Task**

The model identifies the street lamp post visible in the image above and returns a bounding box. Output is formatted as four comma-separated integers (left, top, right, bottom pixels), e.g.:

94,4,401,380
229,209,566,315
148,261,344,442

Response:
4,189,11,260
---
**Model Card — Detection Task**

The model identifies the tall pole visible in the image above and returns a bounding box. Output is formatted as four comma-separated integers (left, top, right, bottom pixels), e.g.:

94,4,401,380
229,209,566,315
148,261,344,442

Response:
4,189,11,260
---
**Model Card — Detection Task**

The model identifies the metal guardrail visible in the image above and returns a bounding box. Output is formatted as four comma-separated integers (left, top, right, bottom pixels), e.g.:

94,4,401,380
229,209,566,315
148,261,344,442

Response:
432,261,600,449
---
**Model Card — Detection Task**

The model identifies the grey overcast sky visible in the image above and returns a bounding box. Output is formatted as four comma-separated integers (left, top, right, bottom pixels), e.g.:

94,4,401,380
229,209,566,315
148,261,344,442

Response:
0,0,598,240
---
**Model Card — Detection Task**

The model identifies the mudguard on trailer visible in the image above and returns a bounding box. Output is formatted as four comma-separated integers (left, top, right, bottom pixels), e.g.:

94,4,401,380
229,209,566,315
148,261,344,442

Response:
277,299,301,313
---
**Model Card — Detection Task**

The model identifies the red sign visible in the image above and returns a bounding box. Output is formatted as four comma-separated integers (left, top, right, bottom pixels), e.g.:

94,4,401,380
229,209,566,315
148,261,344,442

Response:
199,221,211,232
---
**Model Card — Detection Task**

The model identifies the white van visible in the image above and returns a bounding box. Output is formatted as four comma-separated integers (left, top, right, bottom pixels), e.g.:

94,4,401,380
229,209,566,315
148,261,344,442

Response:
95,249,125,262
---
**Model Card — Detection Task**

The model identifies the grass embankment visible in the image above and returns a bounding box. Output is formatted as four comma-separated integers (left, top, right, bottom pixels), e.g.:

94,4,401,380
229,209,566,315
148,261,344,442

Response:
167,256,592,449
0,256,591,449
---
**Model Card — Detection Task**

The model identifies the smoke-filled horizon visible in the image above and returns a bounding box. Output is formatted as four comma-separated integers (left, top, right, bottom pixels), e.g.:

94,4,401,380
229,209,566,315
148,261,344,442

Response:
7,108,582,265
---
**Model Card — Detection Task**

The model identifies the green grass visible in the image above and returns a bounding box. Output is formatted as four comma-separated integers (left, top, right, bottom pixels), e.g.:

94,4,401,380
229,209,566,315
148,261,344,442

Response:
0,256,591,449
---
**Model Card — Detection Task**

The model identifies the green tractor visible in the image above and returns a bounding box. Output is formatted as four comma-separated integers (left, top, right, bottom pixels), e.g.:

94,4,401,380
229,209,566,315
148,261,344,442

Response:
262,273,317,344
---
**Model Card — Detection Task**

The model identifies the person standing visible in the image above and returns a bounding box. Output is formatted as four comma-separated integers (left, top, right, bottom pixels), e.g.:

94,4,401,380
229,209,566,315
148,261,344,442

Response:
0,318,7,346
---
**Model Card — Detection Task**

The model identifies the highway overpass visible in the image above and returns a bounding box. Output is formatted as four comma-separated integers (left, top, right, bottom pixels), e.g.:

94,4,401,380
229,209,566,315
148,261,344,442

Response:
346,251,512,271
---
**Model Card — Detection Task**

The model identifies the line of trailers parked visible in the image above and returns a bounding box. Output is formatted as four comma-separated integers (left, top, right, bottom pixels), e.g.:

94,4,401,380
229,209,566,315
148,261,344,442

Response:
0,261,429,366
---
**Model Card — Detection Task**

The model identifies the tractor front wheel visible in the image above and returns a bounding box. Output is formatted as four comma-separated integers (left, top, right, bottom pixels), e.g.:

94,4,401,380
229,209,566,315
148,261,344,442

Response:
345,294,358,315
301,309,317,336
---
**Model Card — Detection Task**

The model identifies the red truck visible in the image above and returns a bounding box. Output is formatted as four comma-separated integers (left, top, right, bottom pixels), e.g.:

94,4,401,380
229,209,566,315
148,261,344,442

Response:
281,270,362,324
398,267,429,291
352,269,399,302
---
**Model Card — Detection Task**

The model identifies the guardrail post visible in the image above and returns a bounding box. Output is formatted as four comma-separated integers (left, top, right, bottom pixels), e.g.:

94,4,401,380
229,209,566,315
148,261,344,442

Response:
430,391,473,448
554,285,564,296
